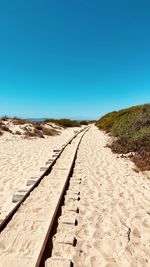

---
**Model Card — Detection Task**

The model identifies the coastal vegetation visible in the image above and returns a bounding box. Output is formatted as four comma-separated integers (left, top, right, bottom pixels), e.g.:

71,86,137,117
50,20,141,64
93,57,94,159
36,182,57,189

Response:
44,118,82,128
0,117,89,139
0,117,60,138
96,104,150,171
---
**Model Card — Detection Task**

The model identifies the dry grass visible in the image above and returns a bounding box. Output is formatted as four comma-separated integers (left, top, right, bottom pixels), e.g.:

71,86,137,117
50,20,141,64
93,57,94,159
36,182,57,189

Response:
15,131,22,135
0,117,60,139
44,118,81,128
12,117,33,125
0,120,11,135
42,127,60,136
132,150,150,171
0,121,5,126
35,124,43,131
1,125,12,133
23,122,60,139
24,129,44,139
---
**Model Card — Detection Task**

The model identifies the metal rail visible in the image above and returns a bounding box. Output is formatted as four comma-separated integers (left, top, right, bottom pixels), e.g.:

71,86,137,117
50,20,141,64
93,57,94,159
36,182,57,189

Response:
0,127,87,233
35,127,89,267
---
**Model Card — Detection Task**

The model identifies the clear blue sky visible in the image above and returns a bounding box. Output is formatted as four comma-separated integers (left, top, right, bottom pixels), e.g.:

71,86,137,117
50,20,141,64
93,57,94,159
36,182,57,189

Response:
0,0,150,119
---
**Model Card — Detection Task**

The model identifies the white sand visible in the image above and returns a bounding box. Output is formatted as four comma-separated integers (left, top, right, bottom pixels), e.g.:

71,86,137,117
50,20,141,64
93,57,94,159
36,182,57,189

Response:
51,126,150,267
0,126,80,220
0,131,84,267
0,126,150,267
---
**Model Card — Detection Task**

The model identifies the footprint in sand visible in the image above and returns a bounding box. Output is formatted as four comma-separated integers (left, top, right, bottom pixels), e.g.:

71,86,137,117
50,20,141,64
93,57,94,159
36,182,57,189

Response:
131,228,141,246
132,228,141,238
93,229,102,239
141,217,150,228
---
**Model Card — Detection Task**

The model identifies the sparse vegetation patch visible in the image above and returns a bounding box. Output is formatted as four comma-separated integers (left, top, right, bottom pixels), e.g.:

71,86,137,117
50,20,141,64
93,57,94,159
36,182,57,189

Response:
0,117,60,139
44,118,81,128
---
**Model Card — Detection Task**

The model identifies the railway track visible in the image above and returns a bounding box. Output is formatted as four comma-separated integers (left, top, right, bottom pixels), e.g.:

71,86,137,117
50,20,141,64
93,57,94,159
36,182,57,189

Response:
0,127,86,232
0,126,89,267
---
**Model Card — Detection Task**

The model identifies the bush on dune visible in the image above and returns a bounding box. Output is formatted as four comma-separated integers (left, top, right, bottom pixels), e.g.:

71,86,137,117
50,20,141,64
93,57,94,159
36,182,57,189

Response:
42,126,60,136
0,116,60,139
1,125,12,133
24,129,45,139
80,120,88,125
24,125,60,139
12,117,34,125
96,104,150,171
44,118,81,128
0,121,4,126
96,111,119,132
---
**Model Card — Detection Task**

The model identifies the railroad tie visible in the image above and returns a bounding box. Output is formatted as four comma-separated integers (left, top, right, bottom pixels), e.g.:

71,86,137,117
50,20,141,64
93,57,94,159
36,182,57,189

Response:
52,154,59,158
54,151,60,155
67,189,80,195
45,159,54,165
47,158,54,162
59,215,78,226
12,189,28,203
53,232,77,246
66,194,80,201
69,180,81,186
62,206,79,214
40,167,48,171
53,149,61,152
45,257,72,267
26,177,38,186
65,204,79,213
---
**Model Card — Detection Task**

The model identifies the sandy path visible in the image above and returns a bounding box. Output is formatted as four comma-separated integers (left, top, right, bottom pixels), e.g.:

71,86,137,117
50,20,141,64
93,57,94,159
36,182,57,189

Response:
0,127,80,220
0,131,85,267
52,126,150,267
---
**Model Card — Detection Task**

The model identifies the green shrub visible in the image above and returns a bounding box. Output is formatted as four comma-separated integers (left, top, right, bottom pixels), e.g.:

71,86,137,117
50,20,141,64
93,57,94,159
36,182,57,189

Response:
42,127,60,136
44,118,81,128
132,127,150,144
96,104,150,138
80,120,88,125
95,111,118,131
96,104,150,170
12,117,31,125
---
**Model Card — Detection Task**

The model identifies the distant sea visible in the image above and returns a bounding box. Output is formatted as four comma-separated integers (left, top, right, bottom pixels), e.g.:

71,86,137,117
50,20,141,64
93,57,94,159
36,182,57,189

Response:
27,118,84,122
27,118,93,122
27,118,46,122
